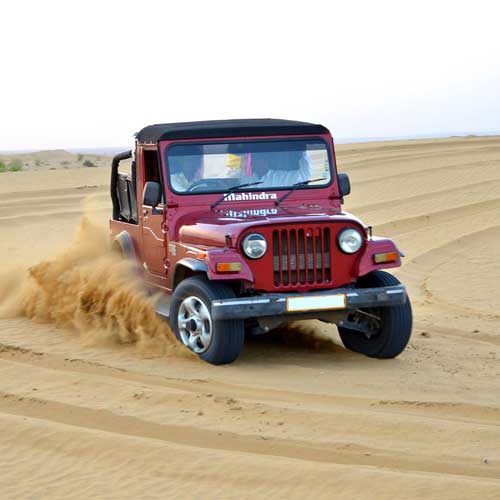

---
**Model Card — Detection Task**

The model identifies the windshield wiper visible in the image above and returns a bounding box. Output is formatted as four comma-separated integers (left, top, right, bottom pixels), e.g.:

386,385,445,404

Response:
211,181,264,209
274,178,327,206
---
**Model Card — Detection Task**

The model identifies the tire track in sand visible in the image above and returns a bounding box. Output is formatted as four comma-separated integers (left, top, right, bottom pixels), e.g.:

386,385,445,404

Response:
1,390,499,482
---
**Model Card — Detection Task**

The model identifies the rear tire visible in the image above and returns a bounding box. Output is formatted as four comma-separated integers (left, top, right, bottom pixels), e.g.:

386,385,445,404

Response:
170,276,244,365
338,271,412,358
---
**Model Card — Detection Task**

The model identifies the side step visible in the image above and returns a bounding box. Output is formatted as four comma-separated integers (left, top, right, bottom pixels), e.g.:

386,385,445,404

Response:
155,295,171,320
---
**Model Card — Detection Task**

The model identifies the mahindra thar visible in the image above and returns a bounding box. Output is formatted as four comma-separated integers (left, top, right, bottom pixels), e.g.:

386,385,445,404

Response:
110,119,412,364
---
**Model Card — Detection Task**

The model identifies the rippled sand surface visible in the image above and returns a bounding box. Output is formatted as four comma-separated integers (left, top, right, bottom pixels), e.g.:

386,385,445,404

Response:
1,136,499,499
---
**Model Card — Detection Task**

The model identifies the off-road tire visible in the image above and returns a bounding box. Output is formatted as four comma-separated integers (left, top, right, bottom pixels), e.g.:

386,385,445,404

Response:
170,276,244,365
338,271,412,358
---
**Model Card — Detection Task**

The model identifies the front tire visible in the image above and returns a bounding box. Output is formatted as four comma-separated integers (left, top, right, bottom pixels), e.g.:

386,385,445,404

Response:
338,271,412,358
170,276,244,365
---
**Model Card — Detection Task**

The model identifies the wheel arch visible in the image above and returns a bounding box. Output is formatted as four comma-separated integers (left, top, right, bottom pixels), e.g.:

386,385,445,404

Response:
173,258,208,288
113,230,137,260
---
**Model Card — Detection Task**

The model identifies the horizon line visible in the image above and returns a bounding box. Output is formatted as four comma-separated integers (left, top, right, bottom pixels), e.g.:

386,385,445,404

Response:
1,130,499,154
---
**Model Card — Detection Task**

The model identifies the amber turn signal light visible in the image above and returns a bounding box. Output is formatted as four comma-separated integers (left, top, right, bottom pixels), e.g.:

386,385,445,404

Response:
373,251,399,264
216,262,242,273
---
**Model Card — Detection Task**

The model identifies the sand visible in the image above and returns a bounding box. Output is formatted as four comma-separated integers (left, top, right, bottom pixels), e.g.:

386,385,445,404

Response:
0,136,499,499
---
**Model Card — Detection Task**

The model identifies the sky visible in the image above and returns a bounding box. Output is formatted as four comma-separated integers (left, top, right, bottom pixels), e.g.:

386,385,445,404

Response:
1,0,499,150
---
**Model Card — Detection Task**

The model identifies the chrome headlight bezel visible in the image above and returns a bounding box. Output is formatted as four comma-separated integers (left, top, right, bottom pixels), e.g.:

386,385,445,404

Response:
338,228,363,254
241,233,267,259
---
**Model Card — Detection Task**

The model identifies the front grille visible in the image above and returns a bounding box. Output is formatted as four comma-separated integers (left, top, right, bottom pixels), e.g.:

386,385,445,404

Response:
272,227,331,286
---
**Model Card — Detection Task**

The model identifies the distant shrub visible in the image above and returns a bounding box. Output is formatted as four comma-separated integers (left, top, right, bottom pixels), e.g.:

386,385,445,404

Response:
35,159,42,167
0,161,6,173
77,154,83,162
83,159,97,167
8,159,23,172
60,160,70,166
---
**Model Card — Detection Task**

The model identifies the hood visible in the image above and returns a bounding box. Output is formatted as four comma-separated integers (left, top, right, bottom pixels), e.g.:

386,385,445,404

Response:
178,204,365,248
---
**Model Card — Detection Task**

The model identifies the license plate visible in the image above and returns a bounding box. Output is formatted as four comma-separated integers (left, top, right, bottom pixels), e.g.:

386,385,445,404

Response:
286,294,346,312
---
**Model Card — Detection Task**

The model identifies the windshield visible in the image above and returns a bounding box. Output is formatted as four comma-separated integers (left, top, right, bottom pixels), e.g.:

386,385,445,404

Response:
165,139,332,194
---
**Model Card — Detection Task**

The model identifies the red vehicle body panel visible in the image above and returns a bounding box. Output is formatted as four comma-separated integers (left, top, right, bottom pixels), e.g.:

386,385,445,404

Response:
110,132,402,294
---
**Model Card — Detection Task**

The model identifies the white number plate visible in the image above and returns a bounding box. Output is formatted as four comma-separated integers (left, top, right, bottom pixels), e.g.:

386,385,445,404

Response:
286,294,346,312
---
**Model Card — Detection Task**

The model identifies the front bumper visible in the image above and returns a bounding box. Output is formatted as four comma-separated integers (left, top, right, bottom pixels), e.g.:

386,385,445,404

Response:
211,284,407,320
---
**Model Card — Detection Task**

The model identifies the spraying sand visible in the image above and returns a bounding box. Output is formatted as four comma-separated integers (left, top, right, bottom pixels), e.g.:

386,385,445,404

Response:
0,215,191,359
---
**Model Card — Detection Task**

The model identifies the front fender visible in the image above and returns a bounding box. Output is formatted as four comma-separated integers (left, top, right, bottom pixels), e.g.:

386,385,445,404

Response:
357,237,402,277
175,257,208,274
172,257,209,287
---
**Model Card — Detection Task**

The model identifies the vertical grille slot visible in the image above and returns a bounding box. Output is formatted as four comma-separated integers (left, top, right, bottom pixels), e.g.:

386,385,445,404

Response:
281,230,289,285
273,231,280,286
299,229,306,284
272,226,331,288
290,229,297,284
324,228,331,282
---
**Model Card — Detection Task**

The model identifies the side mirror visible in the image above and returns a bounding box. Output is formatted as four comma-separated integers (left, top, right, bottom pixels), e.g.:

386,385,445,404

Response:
143,181,161,207
338,173,351,197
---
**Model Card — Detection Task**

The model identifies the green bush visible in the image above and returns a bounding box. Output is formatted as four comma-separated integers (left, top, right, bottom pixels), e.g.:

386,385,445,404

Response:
8,159,23,172
77,154,83,162
83,159,96,168
0,161,6,173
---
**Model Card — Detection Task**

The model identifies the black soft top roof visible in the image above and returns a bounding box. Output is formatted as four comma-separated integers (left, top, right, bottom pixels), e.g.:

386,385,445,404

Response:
135,119,329,143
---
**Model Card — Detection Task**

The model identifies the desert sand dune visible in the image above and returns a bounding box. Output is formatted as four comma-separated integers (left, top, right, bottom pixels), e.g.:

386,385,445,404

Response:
0,137,499,499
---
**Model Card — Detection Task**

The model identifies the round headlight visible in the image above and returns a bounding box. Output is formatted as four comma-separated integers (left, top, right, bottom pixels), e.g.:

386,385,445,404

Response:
242,233,267,259
338,228,363,254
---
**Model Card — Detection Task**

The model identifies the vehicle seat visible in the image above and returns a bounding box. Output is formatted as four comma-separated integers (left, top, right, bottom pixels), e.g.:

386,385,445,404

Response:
116,172,132,222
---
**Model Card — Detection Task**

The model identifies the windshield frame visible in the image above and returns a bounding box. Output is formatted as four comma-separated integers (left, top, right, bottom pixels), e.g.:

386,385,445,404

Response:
162,136,335,197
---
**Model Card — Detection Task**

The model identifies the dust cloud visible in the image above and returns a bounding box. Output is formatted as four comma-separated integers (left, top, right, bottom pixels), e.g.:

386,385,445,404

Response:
0,216,192,359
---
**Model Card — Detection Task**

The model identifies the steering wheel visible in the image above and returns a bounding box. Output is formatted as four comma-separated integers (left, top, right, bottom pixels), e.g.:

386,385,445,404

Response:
186,179,217,192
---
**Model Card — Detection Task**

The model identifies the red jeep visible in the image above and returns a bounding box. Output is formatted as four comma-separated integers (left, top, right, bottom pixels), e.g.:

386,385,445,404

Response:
110,119,412,364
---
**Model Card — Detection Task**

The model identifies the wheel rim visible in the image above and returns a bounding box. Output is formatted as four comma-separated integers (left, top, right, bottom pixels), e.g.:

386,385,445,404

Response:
177,296,213,353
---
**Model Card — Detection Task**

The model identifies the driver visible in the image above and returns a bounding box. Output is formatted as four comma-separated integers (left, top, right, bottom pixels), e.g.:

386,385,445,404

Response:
169,146,204,192
251,150,312,187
